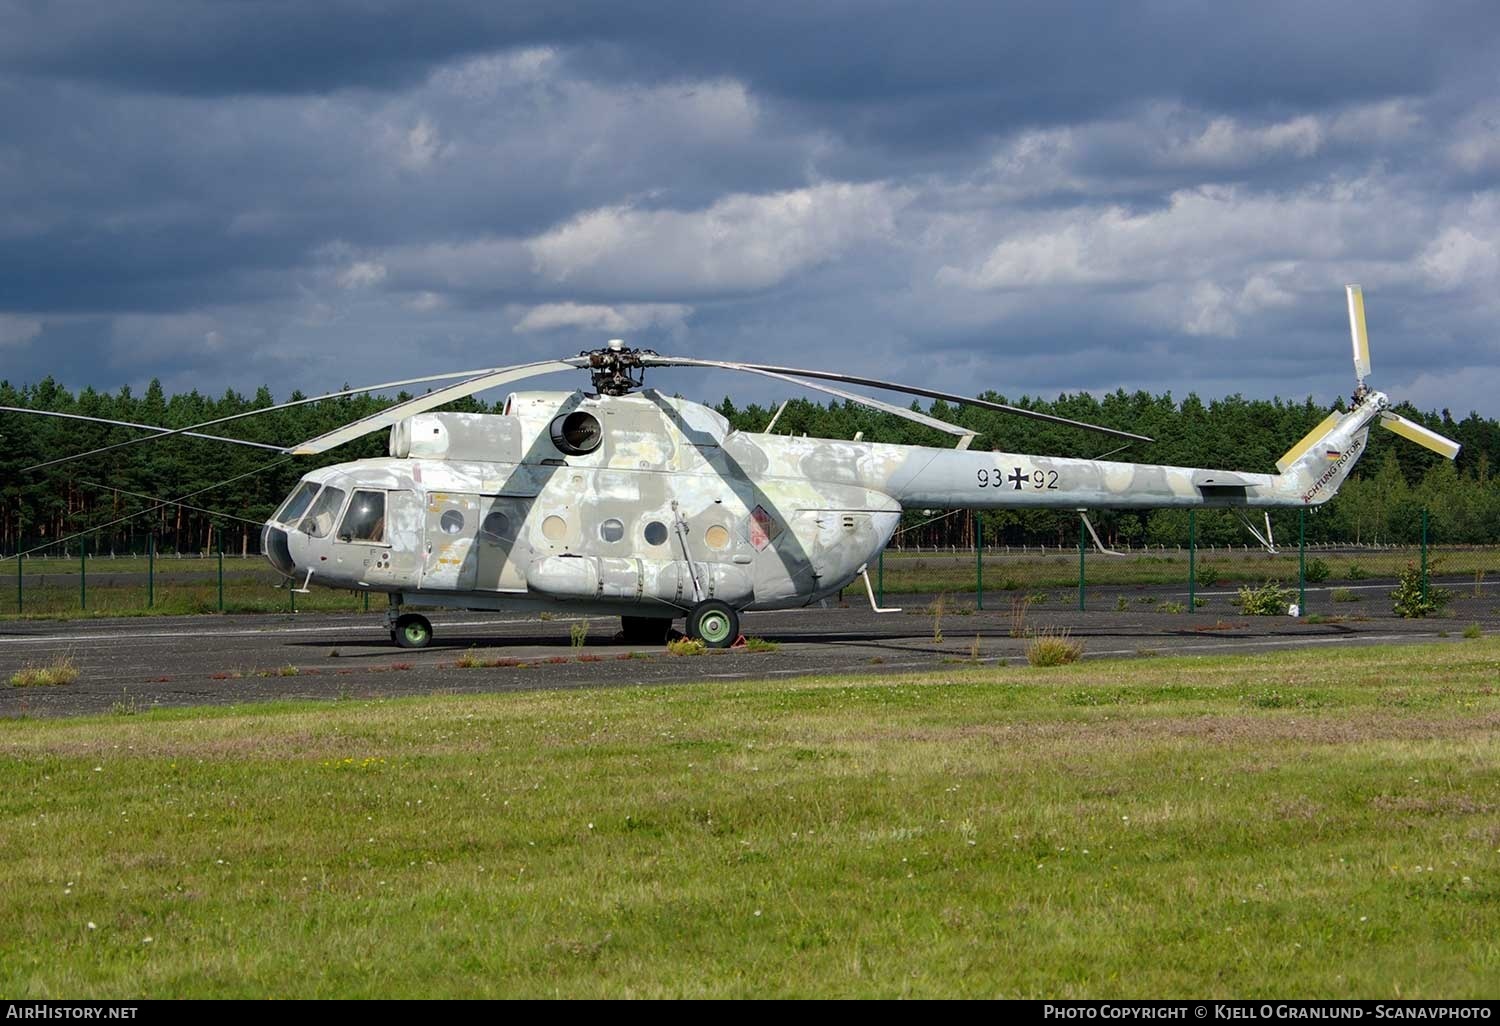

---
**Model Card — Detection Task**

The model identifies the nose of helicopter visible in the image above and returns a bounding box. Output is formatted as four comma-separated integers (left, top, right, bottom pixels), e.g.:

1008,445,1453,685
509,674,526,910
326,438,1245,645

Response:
262,522,297,578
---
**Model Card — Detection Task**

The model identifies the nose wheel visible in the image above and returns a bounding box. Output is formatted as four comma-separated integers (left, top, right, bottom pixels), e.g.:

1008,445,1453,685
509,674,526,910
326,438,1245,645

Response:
392,613,433,649
687,600,740,649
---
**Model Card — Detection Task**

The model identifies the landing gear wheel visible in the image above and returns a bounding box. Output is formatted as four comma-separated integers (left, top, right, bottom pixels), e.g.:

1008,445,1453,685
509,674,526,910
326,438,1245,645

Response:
619,616,673,645
393,613,433,649
687,601,739,649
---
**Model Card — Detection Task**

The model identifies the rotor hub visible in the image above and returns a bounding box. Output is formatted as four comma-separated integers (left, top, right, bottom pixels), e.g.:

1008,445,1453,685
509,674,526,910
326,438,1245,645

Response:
579,343,656,396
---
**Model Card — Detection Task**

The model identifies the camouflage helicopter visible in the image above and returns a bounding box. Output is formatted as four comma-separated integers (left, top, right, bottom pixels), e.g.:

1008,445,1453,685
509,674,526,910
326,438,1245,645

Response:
15,286,1459,648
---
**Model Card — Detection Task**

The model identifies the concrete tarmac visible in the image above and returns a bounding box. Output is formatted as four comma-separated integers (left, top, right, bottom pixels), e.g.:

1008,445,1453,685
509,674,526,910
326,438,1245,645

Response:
4,586,1494,718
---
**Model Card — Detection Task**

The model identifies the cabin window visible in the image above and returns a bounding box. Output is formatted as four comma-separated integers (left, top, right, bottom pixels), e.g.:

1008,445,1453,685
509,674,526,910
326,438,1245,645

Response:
600,518,625,543
274,481,320,526
643,521,668,546
338,490,386,543
439,509,465,535
480,511,512,542
299,486,347,538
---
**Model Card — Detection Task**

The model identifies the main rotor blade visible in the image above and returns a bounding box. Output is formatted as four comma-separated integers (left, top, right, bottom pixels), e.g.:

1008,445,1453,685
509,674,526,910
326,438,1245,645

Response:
1,406,283,451
1380,413,1460,459
641,355,1152,443
21,366,506,472
290,359,582,455
1347,283,1372,386
717,366,978,439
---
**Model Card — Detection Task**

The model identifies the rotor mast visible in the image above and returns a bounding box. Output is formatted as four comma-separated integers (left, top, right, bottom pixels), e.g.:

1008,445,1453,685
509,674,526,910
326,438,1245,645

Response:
581,340,656,396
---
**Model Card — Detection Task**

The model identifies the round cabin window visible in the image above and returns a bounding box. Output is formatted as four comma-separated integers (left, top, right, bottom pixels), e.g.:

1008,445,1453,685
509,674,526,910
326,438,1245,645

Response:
600,518,625,543
542,515,568,541
440,509,465,535
480,511,511,541
704,525,730,550
643,521,668,545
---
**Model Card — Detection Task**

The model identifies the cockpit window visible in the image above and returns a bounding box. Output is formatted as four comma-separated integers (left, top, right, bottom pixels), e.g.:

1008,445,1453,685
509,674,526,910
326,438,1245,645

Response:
274,481,320,526
338,490,386,543
299,486,347,538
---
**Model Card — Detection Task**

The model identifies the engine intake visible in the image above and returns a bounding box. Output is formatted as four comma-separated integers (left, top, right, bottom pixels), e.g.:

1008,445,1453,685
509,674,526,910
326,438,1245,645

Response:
550,411,603,455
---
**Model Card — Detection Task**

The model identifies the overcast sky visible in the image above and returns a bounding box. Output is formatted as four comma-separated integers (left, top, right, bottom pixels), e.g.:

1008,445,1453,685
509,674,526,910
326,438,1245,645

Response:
3,0,1498,422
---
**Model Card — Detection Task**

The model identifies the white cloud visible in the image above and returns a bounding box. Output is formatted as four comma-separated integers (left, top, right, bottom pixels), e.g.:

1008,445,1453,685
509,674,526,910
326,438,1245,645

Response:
0,315,41,347
527,182,906,294
404,291,448,312
1418,227,1499,291
402,116,443,169
513,302,692,335
1446,103,1500,173
372,113,446,171
1166,114,1323,168
434,48,560,99
1180,281,1238,337
1327,100,1422,144
938,182,1387,292
336,261,388,289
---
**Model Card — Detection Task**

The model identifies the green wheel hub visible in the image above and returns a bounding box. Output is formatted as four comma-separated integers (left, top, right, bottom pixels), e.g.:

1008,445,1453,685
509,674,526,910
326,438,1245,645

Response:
688,601,739,649
699,611,732,643
393,613,433,649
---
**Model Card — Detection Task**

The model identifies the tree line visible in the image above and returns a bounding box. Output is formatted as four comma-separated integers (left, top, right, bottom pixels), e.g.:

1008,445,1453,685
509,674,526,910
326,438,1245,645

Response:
1,376,1496,557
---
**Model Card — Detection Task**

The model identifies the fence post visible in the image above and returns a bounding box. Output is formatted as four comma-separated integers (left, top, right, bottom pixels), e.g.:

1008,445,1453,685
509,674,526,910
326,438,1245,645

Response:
1298,508,1306,614
80,542,86,611
1077,513,1086,611
148,534,154,608
1420,507,1429,604
975,511,984,611
217,528,224,613
1188,509,1196,613
15,549,21,616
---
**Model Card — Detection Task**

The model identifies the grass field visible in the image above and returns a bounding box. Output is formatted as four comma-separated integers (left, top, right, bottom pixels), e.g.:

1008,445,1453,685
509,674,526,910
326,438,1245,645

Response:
3,641,1499,997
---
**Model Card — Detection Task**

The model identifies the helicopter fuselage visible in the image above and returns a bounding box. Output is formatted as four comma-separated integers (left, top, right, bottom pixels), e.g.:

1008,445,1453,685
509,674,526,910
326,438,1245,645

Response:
261,387,1379,619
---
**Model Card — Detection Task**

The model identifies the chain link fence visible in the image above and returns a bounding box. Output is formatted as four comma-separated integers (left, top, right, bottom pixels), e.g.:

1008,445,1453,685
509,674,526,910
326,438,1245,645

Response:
1,530,374,617
872,508,1499,622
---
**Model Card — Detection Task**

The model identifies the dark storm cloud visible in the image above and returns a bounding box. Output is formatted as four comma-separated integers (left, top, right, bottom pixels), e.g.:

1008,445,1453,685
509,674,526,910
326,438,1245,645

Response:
13,1,1496,120
2,1,603,96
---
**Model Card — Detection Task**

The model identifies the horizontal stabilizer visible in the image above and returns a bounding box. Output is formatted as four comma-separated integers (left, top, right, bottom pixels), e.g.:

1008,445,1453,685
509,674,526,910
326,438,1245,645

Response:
1276,411,1343,473
1380,413,1461,460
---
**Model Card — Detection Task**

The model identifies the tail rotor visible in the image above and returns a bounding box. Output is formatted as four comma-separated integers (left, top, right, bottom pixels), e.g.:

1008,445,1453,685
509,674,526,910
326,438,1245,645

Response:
1344,283,1461,461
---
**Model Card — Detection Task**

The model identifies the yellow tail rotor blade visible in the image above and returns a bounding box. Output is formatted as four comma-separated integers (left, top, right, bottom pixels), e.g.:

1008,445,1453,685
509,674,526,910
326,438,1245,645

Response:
1380,413,1461,460
1347,284,1372,385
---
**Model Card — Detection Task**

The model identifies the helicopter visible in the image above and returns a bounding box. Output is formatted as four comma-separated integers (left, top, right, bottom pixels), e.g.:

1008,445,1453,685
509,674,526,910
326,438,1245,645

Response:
13,286,1460,649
